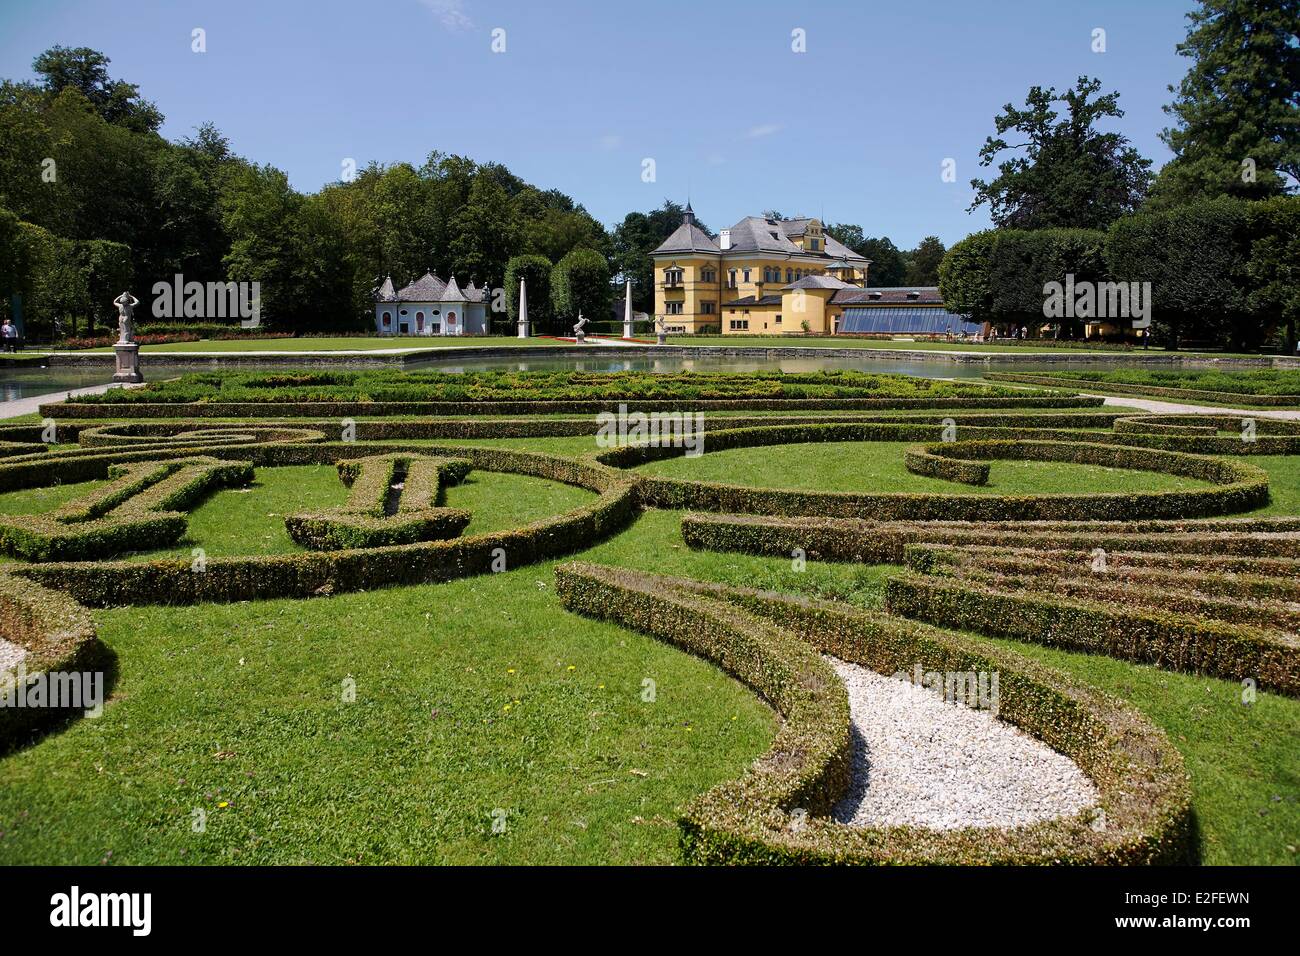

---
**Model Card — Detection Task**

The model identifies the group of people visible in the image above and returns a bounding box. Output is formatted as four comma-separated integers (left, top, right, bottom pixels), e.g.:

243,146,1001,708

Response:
1,318,18,353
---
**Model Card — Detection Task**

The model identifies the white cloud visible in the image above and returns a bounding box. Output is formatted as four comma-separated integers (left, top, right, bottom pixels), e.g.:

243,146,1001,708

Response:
419,0,474,31
746,123,782,139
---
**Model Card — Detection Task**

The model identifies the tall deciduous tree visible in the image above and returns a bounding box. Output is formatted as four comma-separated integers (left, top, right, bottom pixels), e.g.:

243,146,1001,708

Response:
550,248,610,331
611,201,706,314
1152,0,1299,207
905,237,947,285
1246,195,1300,353
970,76,1152,229
31,46,162,133
504,254,553,331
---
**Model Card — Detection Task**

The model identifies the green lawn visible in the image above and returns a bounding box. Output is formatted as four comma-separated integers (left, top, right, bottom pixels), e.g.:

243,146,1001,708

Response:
634,440,1216,496
0,428,1296,865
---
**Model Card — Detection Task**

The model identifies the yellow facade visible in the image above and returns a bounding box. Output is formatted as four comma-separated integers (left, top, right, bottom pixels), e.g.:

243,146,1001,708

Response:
653,213,869,335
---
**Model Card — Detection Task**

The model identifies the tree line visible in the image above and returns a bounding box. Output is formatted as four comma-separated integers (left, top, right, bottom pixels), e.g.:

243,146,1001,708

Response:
940,0,1298,351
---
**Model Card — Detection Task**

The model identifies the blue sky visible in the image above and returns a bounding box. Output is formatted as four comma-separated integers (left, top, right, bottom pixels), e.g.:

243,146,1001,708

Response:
0,0,1195,246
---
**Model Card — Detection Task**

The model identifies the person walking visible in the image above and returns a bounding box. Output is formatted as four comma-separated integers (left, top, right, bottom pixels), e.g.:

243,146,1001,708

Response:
1,318,17,353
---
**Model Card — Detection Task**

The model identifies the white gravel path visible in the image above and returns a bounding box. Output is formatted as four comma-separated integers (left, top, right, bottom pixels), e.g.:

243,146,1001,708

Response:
828,657,1099,830
0,637,26,675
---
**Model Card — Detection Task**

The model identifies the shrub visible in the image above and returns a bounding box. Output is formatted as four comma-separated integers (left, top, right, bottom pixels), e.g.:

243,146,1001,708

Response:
0,572,106,751
603,427,1269,522
556,563,1193,865
284,454,473,551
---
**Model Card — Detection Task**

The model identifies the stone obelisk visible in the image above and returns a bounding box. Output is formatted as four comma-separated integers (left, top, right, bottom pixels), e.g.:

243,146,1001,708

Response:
623,279,634,339
517,278,529,338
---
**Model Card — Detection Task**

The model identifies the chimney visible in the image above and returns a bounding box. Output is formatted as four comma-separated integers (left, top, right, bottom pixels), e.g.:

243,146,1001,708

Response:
719,229,731,251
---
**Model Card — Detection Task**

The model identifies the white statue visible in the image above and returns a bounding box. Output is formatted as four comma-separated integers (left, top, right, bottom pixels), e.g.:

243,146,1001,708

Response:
573,312,588,336
114,291,140,344
655,315,667,345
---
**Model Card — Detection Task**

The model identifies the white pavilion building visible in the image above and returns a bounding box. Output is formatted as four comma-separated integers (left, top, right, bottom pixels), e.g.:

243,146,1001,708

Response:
373,272,489,336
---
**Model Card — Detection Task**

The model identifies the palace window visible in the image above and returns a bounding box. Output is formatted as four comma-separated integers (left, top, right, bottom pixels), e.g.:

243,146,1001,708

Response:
666,302,684,315
701,301,716,314
701,268,716,283
775,314,782,324
786,268,793,283
382,312,391,327
728,318,750,331
727,269,736,288
416,311,424,332
664,267,683,287
743,269,751,283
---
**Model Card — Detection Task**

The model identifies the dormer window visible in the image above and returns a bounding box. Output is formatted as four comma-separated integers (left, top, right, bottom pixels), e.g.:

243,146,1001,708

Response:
664,267,684,287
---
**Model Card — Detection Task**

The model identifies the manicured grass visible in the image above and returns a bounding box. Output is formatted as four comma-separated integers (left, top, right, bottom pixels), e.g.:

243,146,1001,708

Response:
1,419,1296,865
634,440,1215,496
1239,455,1300,516
0,565,775,864
128,465,598,560
974,635,1300,865
78,337,570,353
0,478,103,516
1008,368,1300,397
72,369,1048,406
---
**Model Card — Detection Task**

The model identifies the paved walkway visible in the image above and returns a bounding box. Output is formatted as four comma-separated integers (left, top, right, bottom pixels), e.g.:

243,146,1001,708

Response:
1097,395,1300,421
0,382,121,421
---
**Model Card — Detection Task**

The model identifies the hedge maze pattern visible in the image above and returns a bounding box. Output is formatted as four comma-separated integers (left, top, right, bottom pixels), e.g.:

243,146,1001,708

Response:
1,391,1295,864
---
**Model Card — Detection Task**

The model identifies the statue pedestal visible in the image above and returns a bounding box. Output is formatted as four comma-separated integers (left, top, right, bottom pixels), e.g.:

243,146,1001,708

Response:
656,333,666,346
112,342,143,384
575,331,586,344
623,321,634,339
516,321,529,339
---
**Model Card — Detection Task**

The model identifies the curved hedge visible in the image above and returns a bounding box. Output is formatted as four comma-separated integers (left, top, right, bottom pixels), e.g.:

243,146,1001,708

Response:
0,456,254,562
601,426,1270,521
42,395,1105,420
12,447,638,607
682,512,1300,565
987,371,1300,407
285,454,473,551
885,568,1300,697
556,563,1193,865
0,572,105,750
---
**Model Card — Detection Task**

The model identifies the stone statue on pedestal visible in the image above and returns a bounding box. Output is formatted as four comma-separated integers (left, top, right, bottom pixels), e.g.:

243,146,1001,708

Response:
111,291,143,384
655,315,667,346
114,291,139,344
573,312,588,344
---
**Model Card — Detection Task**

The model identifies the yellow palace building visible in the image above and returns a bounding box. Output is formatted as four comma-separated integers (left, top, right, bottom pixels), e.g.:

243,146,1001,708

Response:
650,204,872,335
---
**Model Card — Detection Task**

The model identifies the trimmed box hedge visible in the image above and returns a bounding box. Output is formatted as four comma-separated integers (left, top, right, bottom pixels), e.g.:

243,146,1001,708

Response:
285,453,473,551
885,570,1299,696
12,447,639,607
602,427,1270,521
987,371,1300,407
0,571,106,751
0,456,254,562
555,562,1193,865
682,512,1300,565
42,395,1105,420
